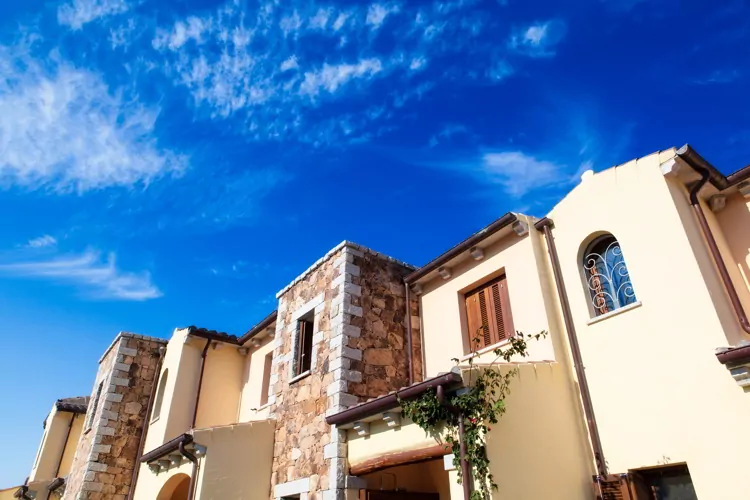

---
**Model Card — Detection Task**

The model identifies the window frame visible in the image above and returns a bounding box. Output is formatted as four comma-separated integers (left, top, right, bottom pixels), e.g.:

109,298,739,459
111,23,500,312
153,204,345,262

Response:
463,274,515,353
151,368,169,423
85,381,104,433
581,233,637,318
291,314,314,381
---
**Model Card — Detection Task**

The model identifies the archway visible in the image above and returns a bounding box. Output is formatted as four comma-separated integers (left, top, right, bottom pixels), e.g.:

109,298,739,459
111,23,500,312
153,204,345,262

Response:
156,473,191,500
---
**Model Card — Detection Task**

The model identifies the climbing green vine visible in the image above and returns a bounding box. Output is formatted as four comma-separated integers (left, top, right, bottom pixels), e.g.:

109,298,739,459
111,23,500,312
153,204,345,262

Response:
400,331,547,500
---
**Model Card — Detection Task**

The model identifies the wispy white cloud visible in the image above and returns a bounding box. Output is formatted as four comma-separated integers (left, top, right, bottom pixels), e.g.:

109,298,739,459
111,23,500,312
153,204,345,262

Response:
58,0,130,29
0,249,161,301
0,44,187,193
429,123,469,147
366,3,401,29
300,58,383,96
150,0,528,145
508,20,566,58
480,151,570,197
109,18,136,50
690,69,741,85
27,235,57,248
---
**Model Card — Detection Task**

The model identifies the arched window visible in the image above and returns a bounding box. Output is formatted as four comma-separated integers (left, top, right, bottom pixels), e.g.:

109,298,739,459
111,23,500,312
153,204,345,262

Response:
152,369,168,422
582,234,637,316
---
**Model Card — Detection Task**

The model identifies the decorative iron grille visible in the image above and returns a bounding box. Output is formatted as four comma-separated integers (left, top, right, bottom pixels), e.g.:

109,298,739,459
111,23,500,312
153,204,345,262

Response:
583,236,636,316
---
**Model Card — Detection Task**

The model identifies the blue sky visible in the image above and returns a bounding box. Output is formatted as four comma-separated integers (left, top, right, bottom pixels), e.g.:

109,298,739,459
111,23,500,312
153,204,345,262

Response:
0,0,747,486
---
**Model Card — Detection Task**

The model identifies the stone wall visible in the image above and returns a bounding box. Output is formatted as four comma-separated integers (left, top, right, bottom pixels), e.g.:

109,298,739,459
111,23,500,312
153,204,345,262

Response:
63,333,166,500
267,242,419,500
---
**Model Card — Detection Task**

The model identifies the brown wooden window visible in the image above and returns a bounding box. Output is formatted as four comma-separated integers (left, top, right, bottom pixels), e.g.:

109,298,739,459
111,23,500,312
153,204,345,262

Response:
293,315,314,377
464,275,515,350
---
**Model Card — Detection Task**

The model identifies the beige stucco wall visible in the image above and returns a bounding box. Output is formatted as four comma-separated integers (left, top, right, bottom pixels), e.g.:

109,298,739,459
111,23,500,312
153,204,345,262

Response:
194,344,244,429
131,457,194,500
29,406,71,482
419,215,557,378
238,337,274,422
347,418,444,467
0,488,20,500
144,329,203,452
707,191,750,337
349,363,591,500
193,420,275,500
548,150,750,499
133,421,275,500
57,413,84,477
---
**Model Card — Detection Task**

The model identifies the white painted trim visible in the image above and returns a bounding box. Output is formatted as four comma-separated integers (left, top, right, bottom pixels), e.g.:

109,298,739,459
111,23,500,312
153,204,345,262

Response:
289,370,311,385
587,301,643,325
274,477,310,498
292,293,325,322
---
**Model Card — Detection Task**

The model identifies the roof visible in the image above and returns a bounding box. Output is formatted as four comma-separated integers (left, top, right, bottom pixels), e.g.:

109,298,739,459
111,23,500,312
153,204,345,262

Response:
55,396,89,414
405,212,518,284
187,310,277,347
325,370,463,427
716,344,750,365
140,433,193,463
676,144,750,190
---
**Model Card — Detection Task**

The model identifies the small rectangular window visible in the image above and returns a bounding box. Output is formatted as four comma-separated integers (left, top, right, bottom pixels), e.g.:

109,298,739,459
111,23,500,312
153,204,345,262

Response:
464,275,514,351
86,382,104,432
259,352,273,406
293,315,314,377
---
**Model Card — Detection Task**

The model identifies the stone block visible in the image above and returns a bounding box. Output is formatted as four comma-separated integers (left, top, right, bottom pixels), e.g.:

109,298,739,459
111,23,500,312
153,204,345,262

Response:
342,263,360,277
119,347,138,357
82,481,104,492
88,462,109,473
323,442,347,459
342,303,363,317
110,377,129,387
340,346,362,361
105,393,123,403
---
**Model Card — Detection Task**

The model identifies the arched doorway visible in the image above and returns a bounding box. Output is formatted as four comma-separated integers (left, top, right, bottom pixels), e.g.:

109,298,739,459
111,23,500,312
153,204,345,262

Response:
157,473,190,500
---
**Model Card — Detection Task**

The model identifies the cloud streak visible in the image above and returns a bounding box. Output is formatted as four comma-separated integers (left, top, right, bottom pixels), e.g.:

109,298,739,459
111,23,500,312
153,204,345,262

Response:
508,20,566,58
0,44,187,193
58,0,130,29
27,235,58,248
0,249,162,301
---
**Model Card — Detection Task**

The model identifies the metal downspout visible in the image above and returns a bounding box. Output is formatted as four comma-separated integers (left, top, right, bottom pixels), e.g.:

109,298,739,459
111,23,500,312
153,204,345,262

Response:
687,164,750,334
179,440,199,500
535,218,608,477
192,339,211,429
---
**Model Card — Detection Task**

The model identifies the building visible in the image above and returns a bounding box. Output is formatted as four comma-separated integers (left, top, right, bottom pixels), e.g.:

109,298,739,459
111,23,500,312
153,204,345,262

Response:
6,145,750,499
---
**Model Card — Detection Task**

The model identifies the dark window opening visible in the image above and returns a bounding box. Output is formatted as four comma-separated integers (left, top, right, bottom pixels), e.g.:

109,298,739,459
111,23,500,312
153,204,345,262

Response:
293,312,314,377
582,234,637,317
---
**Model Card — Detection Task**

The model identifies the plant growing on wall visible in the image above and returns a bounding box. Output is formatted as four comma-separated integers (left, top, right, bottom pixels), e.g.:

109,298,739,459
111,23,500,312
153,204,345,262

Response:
400,331,547,500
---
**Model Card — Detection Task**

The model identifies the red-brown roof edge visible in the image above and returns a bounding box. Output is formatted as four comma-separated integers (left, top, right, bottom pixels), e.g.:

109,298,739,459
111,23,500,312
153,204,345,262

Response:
404,212,518,284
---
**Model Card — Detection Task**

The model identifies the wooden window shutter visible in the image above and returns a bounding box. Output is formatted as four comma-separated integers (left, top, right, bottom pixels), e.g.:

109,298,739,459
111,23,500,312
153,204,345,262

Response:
465,275,514,349
593,474,638,500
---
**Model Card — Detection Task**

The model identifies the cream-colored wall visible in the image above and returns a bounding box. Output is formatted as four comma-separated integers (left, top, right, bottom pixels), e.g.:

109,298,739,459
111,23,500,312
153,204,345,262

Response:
548,151,750,499
419,215,557,378
349,364,591,500
144,329,203,452
193,421,275,500
0,488,20,500
195,344,244,429
361,459,450,498
347,418,444,467
708,191,750,337
483,363,592,499
29,406,69,481
57,413,84,477
131,457,195,500
238,337,274,422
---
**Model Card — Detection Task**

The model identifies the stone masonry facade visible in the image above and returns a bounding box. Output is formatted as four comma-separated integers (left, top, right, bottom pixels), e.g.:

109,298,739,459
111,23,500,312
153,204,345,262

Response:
267,241,421,500
63,333,166,500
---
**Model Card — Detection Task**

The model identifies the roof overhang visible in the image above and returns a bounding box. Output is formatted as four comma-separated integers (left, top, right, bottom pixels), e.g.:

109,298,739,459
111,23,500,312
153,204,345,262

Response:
405,213,523,287
672,144,750,193
187,310,277,347
325,370,463,428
